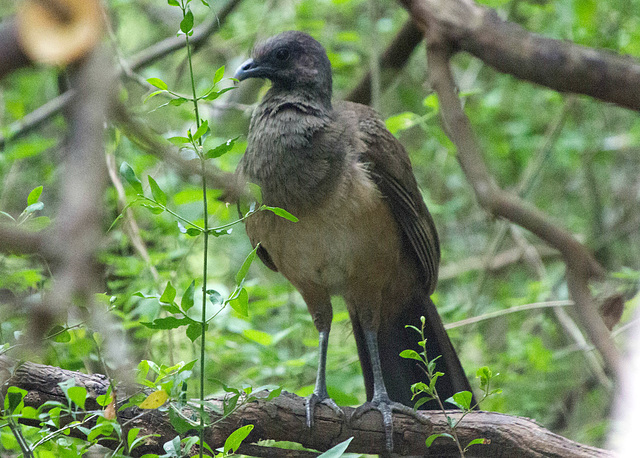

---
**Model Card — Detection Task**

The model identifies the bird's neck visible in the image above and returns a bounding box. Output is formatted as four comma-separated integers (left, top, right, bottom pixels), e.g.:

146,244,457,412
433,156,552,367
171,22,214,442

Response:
265,84,332,112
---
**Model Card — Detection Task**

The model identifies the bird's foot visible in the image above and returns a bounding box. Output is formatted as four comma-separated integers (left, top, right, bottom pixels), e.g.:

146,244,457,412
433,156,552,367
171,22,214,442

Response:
305,392,344,428
351,395,428,452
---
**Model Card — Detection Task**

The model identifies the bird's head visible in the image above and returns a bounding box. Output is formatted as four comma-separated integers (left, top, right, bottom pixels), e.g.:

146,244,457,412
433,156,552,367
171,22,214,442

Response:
235,31,332,105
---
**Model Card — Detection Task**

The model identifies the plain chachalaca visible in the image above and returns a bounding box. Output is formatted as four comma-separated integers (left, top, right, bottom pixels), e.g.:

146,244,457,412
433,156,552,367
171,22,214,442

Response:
234,31,473,451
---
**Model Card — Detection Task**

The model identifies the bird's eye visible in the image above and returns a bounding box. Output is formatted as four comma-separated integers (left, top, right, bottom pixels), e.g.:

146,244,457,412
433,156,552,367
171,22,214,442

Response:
275,48,290,61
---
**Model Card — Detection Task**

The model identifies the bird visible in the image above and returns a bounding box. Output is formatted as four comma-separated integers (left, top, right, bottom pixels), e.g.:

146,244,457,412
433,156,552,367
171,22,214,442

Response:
233,30,473,452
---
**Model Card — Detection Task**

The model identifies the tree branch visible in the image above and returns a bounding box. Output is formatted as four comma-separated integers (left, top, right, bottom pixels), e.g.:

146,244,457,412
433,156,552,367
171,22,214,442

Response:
397,0,640,111
0,357,615,458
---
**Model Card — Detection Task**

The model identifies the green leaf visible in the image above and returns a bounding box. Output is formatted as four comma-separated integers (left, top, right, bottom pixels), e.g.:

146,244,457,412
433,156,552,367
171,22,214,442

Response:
141,316,190,330
167,136,190,145
236,245,259,285
223,424,254,454
120,162,143,194
5,386,26,413
127,427,141,450
466,437,491,449
143,90,165,103
243,329,273,346
181,280,196,312
205,136,239,159
213,66,225,85
399,349,422,361
229,288,248,316
476,366,492,390
27,186,43,205
262,205,299,222
192,120,209,142
67,386,87,409
413,396,432,410
148,176,167,206
169,97,189,106
186,323,202,342
180,8,194,34
47,325,71,343
167,0,179,6
147,77,168,90
425,433,454,447
317,436,354,457
446,391,473,410
207,289,223,307
385,111,418,135
160,281,177,304
204,86,236,101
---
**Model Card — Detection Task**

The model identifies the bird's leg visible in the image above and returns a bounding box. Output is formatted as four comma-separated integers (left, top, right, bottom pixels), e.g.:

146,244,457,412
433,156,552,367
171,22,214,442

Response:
352,330,420,452
306,330,343,428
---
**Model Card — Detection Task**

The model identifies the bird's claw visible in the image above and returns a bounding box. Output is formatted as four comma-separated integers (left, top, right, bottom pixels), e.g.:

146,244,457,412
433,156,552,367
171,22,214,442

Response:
305,393,344,428
351,396,427,452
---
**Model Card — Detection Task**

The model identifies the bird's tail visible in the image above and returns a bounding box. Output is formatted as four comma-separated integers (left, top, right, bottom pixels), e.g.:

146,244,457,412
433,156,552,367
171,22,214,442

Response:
352,290,473,409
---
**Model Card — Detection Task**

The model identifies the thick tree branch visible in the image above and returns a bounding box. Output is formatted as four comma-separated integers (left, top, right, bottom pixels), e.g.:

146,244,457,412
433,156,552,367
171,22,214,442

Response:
397,0,640,111
0,357,614,457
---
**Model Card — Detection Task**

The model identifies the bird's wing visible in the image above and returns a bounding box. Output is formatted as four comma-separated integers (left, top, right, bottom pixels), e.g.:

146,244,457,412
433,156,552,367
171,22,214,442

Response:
337,101,440,293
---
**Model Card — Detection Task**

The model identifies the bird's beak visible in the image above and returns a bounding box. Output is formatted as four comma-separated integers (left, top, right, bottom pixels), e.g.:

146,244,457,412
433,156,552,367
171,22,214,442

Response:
234,58,258,81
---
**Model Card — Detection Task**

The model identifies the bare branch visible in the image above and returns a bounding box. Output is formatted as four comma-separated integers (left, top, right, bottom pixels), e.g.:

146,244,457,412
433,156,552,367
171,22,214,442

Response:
397,0,640,111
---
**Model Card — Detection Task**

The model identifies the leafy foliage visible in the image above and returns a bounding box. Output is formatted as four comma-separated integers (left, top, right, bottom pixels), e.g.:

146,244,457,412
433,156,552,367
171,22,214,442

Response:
1,0,639,456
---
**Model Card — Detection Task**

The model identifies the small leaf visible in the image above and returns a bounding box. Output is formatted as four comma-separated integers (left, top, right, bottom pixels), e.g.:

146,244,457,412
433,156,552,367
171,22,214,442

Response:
223,425,254,454
447,391,473,410
147,77,168,90
413,396,431,410
167,136,190,145
425,433,454,447
167,0,179,5
186,323,203,342
228,288,248,317
466,438,491,449
160,281,177,304
127,427,141,450
213,66,225,85
262,205,299,222
186,227,202,237
204,86,236,101
399,349,422,361
141,316,190,330
192,120,209,142
143,90,165,103
67,386,87,409
27,186,43,205
243,329,273,346
139,390,168,409
207,290,223,307
180,8,194,34
201,0,209,6
120,162,143,194
169,97,189,106
236,245,259,285
181,280,196,312
205,136,239,159
5,386,26,413
148,176,167,206
318,437,354,457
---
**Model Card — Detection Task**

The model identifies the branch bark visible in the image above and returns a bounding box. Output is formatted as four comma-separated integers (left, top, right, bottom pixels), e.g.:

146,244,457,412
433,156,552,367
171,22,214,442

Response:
0,357,615,457
397,0,640,111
